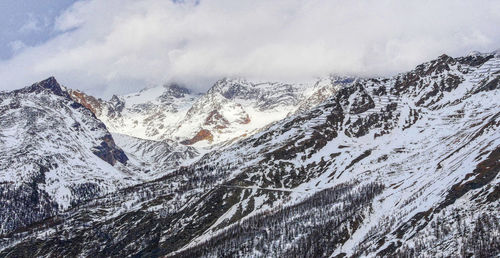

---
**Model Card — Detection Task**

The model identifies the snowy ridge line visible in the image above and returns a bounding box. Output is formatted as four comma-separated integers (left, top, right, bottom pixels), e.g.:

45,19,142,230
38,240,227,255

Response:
83,76,347,147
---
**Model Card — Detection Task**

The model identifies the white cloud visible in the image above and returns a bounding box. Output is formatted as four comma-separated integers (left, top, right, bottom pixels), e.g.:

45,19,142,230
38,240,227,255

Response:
19,13,51,34
19,19,41,34
8,40,27,53
0,0,499,97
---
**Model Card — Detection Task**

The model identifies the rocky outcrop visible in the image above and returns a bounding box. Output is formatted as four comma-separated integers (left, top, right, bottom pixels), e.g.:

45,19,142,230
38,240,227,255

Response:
92,134,128,165
181,129,214,145
68,89,103,116
161,84,191,99
204,110,230,129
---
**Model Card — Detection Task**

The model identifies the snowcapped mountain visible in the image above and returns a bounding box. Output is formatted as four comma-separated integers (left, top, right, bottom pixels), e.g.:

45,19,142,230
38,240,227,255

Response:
0,77,145,234
0,78,205,236
173,52,500,257
69,83,200,141
69,77,346,147
170,77,350,146
1,51,498,257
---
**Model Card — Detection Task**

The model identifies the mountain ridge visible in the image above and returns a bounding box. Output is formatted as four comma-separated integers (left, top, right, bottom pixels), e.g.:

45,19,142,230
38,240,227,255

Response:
0,51,499,257
66,76,347,146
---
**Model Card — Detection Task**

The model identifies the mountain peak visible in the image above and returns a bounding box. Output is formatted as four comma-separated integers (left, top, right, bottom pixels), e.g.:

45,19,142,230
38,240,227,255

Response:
437,53,454,63
163,83,191,98
110,94,121,102
208,78,250,96
34,76,62,93
18,76,70,98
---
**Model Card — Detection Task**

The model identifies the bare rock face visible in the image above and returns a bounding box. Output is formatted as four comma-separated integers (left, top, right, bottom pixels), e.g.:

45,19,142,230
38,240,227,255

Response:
162,83,191,99
457,52,495,67
204,110,230,129
92,134,128,165
68,89,103,116
334,82,375,114
180,129,214,145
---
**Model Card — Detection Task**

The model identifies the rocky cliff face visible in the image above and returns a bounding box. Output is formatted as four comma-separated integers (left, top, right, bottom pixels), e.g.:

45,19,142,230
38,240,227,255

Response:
67,88,103,116
1,52,499,257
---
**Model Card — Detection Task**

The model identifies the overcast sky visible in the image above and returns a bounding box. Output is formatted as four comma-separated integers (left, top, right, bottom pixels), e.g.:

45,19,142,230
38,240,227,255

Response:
0,1,76,58
0,0,499,98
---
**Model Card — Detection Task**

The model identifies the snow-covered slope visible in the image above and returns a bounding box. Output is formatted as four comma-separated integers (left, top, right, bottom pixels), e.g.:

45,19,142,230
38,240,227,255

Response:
0,77,148,234
1,52,499,257
111,133,199,176
70,77,346,147
169,77,349,146
171,51,500,257
69,84,200,141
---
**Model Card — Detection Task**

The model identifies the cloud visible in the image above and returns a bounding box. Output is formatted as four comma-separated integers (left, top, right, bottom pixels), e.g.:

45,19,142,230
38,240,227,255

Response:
19,20,41,34
8,40,27,53
0,0,499,97
19,13,50,34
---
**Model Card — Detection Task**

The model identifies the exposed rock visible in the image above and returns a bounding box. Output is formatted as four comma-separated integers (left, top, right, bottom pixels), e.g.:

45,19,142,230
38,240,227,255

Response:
15,77,70,99
157,84,192,101
68,89,103,116
204,110,230,129
457,53,495,67
92,134,128,165
181,129,214,145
